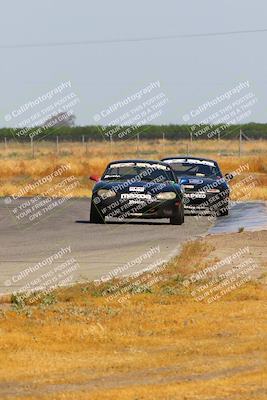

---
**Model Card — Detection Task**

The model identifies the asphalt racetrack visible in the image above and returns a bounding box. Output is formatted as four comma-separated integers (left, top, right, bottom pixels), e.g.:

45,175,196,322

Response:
0,198,266,295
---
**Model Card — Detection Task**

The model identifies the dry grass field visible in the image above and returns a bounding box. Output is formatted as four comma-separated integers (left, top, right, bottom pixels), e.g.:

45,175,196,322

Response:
0,139,267,199
0,232,266,400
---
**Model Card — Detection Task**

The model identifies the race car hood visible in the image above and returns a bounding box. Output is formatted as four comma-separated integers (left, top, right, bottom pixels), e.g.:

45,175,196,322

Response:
93,180,182,195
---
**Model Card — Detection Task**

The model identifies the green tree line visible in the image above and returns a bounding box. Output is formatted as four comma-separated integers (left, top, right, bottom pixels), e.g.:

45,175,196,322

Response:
0,123,267,142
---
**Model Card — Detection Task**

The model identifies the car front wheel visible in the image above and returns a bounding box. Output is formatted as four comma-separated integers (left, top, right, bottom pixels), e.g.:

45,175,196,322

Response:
90,200,104,224
217,199,229,217
170,203,184,225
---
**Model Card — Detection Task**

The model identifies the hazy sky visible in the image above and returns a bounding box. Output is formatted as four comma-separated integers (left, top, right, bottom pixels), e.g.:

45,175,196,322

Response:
0,0,267,127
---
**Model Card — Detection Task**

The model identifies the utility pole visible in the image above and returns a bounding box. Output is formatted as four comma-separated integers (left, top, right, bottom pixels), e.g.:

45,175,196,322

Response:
4,137,7,151
137,132,140,157
31,137,35,159
162,132,165,155
109,134,113,158
85,139,88,156
186,143,189,156
239,129,242,157
56,136,59,155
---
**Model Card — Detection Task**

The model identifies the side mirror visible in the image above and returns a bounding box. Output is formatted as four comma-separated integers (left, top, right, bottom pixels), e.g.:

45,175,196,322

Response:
89,175,100,182
225,173,233,181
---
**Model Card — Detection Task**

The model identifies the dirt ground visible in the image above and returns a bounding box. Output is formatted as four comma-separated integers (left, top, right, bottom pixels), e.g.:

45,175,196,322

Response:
204,230,267,279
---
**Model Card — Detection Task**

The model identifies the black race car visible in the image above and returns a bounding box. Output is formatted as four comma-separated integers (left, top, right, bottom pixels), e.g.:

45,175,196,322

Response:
161,156,232,217
89,159,184,225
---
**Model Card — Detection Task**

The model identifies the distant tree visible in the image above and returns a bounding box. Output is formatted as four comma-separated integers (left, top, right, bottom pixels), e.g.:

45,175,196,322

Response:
43,112,76,128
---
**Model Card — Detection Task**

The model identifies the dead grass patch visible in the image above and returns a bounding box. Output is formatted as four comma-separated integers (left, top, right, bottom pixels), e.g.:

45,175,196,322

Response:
0,237,266,399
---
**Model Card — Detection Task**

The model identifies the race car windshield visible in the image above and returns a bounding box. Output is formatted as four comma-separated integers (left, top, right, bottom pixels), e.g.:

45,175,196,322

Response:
169,162,221,178
102,164,176,182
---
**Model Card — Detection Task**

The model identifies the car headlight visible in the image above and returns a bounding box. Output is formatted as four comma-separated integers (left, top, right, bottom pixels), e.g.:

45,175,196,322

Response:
97,189,116,199
156,192,177,200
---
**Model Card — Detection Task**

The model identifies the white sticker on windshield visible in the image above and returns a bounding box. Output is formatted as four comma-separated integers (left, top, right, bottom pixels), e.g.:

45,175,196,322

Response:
164,159,215,167
109,162,168,170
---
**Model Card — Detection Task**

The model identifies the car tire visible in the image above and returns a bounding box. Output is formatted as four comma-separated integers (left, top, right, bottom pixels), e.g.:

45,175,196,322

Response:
218,208,229,217
90,201,104,224
170,203,184,225
217,199,229,217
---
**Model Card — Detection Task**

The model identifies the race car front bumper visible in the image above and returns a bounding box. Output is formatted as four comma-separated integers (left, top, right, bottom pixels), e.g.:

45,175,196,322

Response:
183,191,229,215
93,195,182,219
